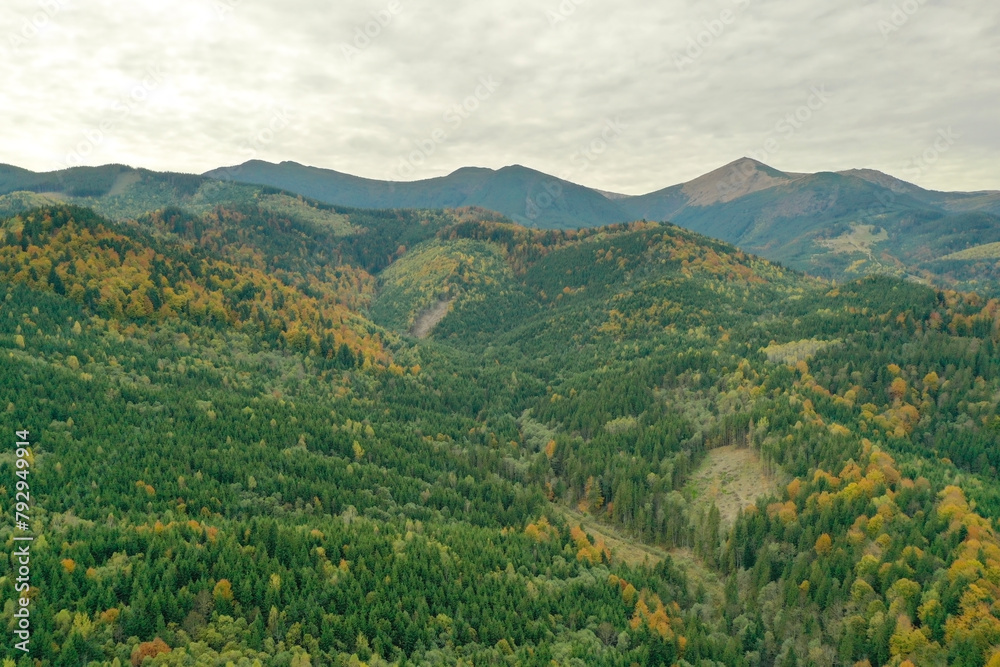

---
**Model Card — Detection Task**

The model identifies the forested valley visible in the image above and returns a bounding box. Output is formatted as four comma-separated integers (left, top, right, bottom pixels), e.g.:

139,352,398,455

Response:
2,194,1000,666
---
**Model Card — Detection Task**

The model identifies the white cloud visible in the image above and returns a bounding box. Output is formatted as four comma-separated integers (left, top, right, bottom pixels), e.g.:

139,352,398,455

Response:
1,0,996,193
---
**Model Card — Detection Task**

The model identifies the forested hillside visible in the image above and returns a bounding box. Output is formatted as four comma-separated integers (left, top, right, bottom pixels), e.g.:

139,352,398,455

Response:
8,160,1000,296
200,158,1000,295
3,200,1000,665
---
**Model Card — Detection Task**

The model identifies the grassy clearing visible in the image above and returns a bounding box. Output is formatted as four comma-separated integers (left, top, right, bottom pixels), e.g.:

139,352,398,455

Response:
815,223,888,256
551,503,668,568
550,504,726,605
761,338,839,365
686,445,777,526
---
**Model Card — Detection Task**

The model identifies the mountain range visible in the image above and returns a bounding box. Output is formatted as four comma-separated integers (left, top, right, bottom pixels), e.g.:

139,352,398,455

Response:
4,157,1000,292
205,158,1000,289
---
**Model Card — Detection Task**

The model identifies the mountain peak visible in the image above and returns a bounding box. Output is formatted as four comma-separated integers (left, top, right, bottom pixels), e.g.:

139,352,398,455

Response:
730,156,777,170
496,164,545,176
680,157,793,206
448,166,496,176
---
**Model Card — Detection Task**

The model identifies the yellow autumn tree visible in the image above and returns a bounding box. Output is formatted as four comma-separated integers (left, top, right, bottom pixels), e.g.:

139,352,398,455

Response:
923,371,940,391
544,439,557,459
889,377,907,401
525,516,557,543
213,579,233,601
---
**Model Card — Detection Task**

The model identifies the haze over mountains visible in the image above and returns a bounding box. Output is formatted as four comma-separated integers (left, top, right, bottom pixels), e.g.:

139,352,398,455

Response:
4,157,1000,292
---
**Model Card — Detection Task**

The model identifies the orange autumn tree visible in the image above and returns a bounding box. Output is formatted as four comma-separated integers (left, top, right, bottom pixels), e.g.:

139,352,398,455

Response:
131,638,171,666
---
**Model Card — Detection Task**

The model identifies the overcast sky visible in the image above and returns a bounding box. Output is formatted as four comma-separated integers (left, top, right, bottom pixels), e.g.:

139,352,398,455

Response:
2,0,997,194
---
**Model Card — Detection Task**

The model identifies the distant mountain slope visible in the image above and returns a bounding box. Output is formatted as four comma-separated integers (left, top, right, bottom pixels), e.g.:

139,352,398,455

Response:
661,169,936,270
619,158,802,222
654,165,1000,289
0,163,212,218
0,163,152,198
0,164,367,236
7,158,1000,292
207,160,491,210
203,159,1000,290
201,157,1000,293
205,160,632,229
841,167,1000,215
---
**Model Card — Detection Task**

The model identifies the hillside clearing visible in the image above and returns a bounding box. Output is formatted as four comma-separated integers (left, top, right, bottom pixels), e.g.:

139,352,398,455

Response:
551,503,668,568
410,298,453,338
815,223,887,256
551,504,725,604
686,445,776,525
761,338,840,365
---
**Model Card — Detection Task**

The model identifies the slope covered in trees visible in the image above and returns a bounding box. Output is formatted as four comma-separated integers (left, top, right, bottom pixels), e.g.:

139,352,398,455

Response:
2,202,1000,665
7,160,1000,294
